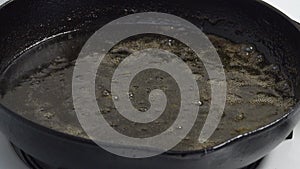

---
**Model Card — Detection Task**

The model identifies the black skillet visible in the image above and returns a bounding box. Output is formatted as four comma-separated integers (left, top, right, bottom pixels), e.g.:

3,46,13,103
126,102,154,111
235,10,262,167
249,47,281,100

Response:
0,0,300,169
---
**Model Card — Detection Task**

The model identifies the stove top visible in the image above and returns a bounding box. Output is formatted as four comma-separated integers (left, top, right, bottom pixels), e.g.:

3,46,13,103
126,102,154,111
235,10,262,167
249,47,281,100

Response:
0,0,299,169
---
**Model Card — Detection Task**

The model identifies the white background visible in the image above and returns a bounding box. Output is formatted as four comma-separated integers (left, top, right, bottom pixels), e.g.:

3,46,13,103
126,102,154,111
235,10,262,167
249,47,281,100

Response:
0,0,299,168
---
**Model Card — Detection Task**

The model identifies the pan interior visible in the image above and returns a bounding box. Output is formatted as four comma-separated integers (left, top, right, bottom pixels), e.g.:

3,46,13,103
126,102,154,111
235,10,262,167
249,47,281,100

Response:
0,31,296,151
0,0,299,152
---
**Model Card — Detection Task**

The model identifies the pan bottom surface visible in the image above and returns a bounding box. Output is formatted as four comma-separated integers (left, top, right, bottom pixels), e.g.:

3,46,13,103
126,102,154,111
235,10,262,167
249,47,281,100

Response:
11,143,263,169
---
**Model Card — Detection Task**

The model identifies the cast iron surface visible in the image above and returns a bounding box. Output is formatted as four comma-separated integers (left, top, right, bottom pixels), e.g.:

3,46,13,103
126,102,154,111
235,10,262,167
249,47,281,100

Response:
0,0,300,169
11,131,294,169
10,143,263,169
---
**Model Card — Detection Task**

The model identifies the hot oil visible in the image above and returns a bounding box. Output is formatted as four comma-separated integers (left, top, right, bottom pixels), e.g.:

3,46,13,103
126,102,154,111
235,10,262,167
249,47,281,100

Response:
0,33,296,151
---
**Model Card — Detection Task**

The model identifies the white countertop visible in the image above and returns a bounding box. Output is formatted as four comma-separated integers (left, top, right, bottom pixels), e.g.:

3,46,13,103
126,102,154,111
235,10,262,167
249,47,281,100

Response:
0,0,299,168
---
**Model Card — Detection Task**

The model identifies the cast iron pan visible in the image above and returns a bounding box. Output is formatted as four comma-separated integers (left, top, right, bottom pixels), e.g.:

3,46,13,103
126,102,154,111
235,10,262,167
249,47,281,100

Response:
0,0,300,169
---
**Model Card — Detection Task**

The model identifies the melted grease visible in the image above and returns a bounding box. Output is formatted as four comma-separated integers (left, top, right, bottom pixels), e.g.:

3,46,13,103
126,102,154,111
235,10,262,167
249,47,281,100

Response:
0,33,296,151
